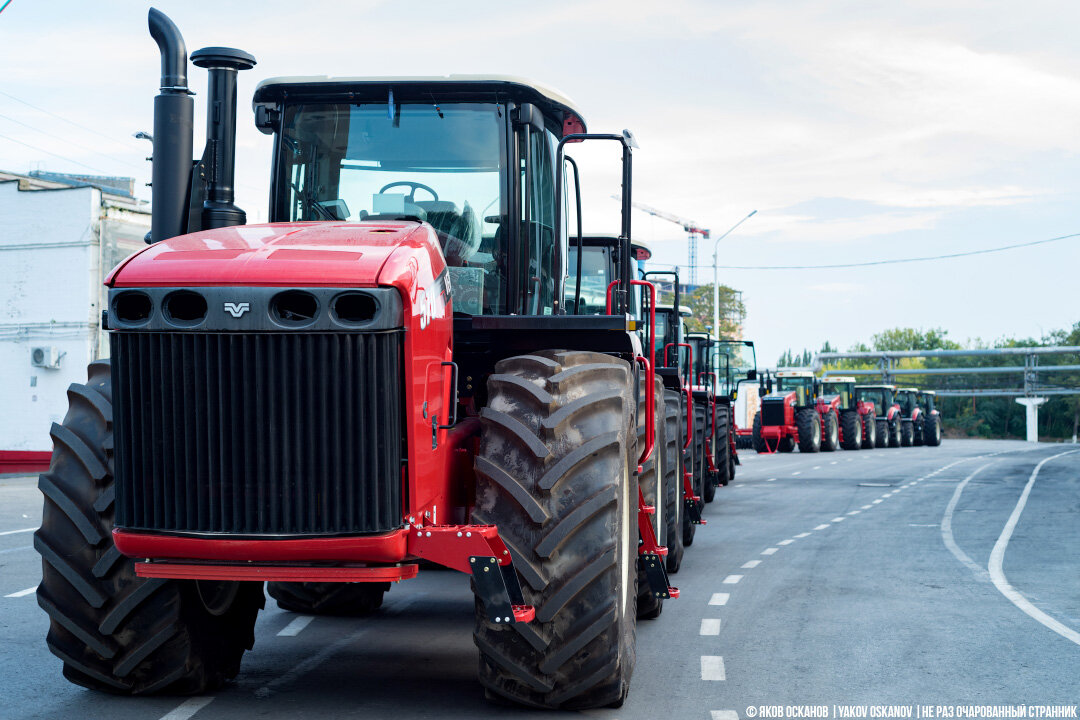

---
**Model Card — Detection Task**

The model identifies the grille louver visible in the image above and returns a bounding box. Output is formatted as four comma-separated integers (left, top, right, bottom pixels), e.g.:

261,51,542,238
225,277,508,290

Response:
112,331,404,536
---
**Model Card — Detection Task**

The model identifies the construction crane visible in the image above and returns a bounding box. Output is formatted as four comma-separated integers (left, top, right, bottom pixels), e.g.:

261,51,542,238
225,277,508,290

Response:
617,197,710,284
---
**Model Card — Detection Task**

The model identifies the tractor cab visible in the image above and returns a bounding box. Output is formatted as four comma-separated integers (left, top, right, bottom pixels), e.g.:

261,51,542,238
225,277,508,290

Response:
855,384,898,419
896,388,919,419
773,370,817,408
918,390,938,414
820,376,855,410
715,340,757,398
566,235,651,315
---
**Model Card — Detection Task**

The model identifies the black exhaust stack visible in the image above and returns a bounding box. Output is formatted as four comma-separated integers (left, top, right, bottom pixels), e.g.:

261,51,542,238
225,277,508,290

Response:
191,46,255,229
148,8,193,243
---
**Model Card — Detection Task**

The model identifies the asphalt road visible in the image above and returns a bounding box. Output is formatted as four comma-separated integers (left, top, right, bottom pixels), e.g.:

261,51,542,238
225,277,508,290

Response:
1,439,1077,720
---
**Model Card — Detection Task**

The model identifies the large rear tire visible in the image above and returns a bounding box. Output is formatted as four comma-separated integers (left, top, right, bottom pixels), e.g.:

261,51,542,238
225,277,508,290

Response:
636,376,665,620
924,414,943,446
862,412,876,447
874,418,888,448
472,351,638,710
268,582,387,615
900,420,914,447
913,419,925,446
888,417,902,448
796,409,821,453
697,403,716,504
663,390,685,574
840,410,861,450
821,411,839,452
36,362,263,695
751,412,766,453
715,407,732,487
681,392,697,548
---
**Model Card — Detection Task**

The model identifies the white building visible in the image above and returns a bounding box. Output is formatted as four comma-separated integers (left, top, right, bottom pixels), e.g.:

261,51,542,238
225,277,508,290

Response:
0,170,149,471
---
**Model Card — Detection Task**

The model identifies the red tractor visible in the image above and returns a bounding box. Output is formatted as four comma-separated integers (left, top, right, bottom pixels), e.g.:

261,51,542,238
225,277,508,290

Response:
918,390,943,446
34,10,678,709
856,383,902,448
819,376,877,450
752,370,821,453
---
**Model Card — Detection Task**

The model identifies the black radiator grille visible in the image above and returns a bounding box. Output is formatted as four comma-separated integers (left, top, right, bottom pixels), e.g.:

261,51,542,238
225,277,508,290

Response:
112,331,404,536
762,398,787,427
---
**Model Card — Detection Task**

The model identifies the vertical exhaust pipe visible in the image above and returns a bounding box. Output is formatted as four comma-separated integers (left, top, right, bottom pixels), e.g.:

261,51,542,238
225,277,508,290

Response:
148,8,193,243
191,46,255,229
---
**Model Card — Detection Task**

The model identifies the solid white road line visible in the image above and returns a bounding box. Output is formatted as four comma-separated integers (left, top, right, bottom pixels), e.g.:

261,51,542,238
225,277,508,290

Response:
700,618,722,635
722,575,743,584
778,539,794,545
159,698,215,720
4,585,37,598
988,450,1080,647
741,560,761,569
708,593,730,606
0,527,35,536
814,524,831,530
794,532,810,538
761,548,778,555
277,615,316,637
941,463,993,582
712,711,740,720
701,656,726,680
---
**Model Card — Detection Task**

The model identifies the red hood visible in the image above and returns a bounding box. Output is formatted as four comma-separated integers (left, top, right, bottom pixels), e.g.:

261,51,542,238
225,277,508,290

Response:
107,221,435,287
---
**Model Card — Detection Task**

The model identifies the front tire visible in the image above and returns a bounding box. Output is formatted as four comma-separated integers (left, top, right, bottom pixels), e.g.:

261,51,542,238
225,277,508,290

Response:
840,410,861,450
473,351,638,710
874,418,888,448
663,390,685,574
751,412,766,453
888,417,902,448
900,420,914,447
924,414,943,446
796,409,821,453
36,362,263,695
698,403,716,504
715,406,732,487
821,411,839,452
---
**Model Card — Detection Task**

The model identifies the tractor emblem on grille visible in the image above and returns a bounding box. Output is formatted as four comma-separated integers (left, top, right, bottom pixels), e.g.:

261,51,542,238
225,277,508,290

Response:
223,301,251,318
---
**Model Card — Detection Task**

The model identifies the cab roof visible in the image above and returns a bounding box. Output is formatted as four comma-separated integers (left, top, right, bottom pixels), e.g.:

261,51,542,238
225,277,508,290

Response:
253,74,585,130
777,370,815,378
897,387,919,393
824,376,856,383
856,383,897,390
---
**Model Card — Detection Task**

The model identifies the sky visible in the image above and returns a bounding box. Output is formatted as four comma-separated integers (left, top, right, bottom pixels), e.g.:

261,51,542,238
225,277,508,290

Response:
1,0,1078,365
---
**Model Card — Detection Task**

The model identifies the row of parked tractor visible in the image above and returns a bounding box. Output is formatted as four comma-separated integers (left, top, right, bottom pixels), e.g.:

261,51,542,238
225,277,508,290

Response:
747,372,945,453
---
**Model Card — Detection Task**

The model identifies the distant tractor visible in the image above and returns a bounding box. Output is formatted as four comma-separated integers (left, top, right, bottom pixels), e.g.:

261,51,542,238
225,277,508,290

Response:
716,340,758,452
918,390,943,446
33,10,681,709
819,377,876,450
856,384,902,448
894,387,924,446
752,369,821,453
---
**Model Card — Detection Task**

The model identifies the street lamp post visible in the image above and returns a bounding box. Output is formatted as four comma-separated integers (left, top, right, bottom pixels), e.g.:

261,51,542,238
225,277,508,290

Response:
712,210,757,338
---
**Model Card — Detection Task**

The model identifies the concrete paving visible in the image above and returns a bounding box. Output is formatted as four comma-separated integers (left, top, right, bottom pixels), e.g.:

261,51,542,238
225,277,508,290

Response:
1,439,1077,719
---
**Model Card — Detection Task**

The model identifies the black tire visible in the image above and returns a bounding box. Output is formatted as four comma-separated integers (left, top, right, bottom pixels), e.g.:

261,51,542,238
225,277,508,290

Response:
796,409,821,453
862,412,876,447
636,376,665,620
268,582,387,615
36,361,263,695
715,406,732,487
697,403,716,504
924,414,943,446
874,418,888,448
900,420,914,447
888,417,902,448
681,392,697,548
778,436,796,453
751,412,766,453
821,411,839,452
913,419,925,446
472,350,638,710
662,390,684,574
840,410,861,450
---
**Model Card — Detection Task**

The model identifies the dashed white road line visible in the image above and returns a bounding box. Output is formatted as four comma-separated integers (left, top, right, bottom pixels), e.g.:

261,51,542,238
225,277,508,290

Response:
700,618,722,635
791,471,802,476
708,593,730,606
814,524,831,530
846,510,860,516
872,499,883,504
712,712,740,720
722,575,743,584
766,478,776,482
778,539,795,546
159,697,215,720
830,461,837,465
701,655,726,680
794,532,810,538
831,517,845,523
988,450,1080,647
813,466,822,470
761,548,778,555
861,504,873,510
741,560,762,569
0,527,35,536
277,614,316,637
4,585,37,598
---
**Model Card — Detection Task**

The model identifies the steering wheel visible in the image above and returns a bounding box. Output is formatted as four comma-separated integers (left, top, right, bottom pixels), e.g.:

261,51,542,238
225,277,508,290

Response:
378,181,438,203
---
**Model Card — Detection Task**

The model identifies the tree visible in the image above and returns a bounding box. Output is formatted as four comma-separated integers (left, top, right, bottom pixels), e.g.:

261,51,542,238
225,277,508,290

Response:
660,284,745,338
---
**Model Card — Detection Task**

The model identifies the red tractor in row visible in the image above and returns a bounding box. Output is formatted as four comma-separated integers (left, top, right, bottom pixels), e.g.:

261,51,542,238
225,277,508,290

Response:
856,383,903,448
819,376,877,449
34,9,685,709
896,387,944,447
752,370,823,453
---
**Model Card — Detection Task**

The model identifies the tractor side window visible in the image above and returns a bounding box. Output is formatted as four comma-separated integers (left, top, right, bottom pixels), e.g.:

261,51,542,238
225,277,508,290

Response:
522,128,556,315
565,245,610,314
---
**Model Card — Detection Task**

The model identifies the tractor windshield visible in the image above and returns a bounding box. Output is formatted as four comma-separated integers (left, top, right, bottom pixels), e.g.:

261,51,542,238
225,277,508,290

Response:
856,387,888,414
776,376,814,393
896,392,916,415
716,341,756,395
276,102,507,313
